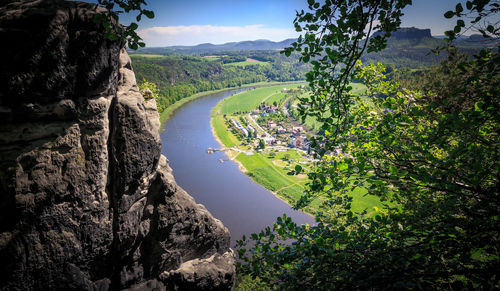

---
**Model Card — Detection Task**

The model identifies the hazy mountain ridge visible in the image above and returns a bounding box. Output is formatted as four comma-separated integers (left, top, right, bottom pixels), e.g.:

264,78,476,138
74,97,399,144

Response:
135,27,497,56
136,38,297,54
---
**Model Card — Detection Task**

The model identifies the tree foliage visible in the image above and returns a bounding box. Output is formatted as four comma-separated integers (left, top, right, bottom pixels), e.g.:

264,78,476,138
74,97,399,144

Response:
259,139,266,150
93,0,155,49
442,0,500,42
137,80,159,100
282,0,411,154
237,0,500,289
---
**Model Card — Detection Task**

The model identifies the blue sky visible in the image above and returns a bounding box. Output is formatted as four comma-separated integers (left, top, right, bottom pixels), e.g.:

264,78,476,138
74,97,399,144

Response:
111,0,481,47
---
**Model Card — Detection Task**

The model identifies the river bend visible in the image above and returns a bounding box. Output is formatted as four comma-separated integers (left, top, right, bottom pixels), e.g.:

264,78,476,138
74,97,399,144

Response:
160,88,314,245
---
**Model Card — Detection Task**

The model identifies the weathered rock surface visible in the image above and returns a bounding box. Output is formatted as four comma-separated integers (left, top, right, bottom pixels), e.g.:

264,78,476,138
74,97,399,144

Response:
0,1,235,290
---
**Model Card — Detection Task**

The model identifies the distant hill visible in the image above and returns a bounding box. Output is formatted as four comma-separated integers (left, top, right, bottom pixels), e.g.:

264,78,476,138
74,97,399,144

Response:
131,27,495,68
136,39,297,55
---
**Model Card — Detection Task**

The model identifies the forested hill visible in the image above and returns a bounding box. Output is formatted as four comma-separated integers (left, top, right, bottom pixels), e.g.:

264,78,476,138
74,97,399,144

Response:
134,38,296,55
131,51,310,113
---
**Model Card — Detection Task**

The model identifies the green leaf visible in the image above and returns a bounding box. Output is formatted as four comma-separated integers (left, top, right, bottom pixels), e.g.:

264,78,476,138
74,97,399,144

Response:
338,163,348,171
144,10,155,19
475,101,484,111
389,165,398,175
455,3,463,14
444,11,455,18
129,22,138,30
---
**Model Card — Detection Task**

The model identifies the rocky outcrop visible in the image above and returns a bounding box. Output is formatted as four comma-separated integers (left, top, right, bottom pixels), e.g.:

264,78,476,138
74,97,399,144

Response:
389,27,432,40
0,0,234,290
372,27,433,41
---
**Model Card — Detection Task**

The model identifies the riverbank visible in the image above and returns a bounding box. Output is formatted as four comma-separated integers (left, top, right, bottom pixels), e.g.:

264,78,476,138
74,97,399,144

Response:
159,81,304,124
209,113,314,217
209,84,320,215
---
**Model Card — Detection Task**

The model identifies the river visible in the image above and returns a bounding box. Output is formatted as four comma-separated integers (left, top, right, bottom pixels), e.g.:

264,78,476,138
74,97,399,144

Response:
160,87,315,246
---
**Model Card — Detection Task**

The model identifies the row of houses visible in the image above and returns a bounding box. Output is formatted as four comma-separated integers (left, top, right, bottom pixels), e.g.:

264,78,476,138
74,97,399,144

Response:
230,117,248,137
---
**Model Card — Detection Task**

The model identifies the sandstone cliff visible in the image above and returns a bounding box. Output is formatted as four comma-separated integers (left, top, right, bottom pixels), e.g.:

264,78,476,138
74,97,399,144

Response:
371,27,434,42
0,1,234,289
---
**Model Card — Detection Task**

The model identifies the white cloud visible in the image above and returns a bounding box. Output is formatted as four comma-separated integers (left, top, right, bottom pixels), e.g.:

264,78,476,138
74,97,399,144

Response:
138,24,299,47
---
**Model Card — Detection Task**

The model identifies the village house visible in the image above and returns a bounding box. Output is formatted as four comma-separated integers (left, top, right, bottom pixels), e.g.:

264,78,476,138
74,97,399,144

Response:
230,117,248,137
276,126,286,134
300,140,311,151
295,136,305,148
292,126,303,134
263,136,276,145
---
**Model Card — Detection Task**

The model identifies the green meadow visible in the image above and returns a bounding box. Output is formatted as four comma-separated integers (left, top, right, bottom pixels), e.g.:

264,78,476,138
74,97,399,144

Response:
219,83,302,114
223,60,270,67
129,53,166,59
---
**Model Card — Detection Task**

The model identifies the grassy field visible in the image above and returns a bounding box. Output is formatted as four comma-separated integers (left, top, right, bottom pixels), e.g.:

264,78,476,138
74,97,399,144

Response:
223,60,270,67
220,83,302,114
129,54,166,59
265,92,289,106
234,148,384,215
202,56,221,61
236,154,293,191
235,151,313,207
212,115,240,147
